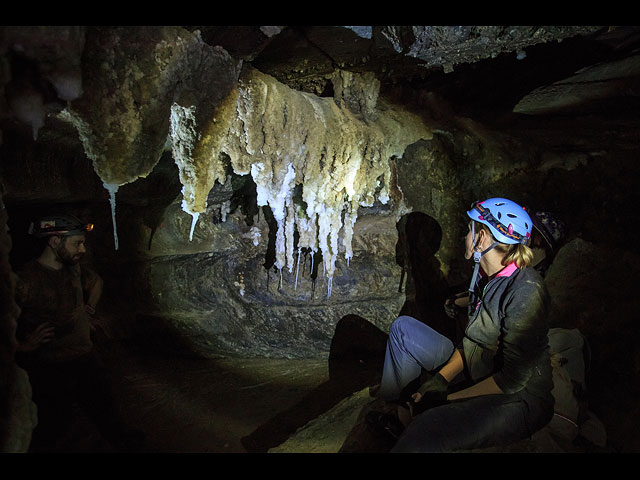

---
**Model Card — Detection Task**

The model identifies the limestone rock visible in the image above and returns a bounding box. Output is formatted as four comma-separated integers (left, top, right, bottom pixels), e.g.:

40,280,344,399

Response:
514,53,640,115
330,69,380,120
1,367,37,452
128,206,404,358
60,26,239,189
395,134,467,284
397,26,604,70
268,387,372,453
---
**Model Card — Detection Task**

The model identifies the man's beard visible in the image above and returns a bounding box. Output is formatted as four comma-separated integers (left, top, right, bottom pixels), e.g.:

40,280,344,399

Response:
55,243,82,265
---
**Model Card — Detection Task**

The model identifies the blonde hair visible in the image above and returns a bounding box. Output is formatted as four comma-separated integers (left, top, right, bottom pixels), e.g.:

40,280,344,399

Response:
475,222,534,268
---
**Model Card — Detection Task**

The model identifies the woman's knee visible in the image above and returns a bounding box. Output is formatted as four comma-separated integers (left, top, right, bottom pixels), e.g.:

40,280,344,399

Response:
390,315,420,337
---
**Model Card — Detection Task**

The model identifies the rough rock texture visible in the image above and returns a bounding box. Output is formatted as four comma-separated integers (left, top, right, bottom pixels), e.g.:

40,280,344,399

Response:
514,53,640,115
115,195,406,359
0,183,37,452
56,26,240,250
268,387,372,453
2,25,640,452
0,366,37,452
219,66,432,279
60,26,239,188
0,26,85,140
544,239,640,452
398,26,604,71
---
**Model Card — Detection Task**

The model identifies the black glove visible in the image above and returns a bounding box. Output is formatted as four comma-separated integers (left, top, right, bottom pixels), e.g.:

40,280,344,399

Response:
444,296,462,319
410,372,449,416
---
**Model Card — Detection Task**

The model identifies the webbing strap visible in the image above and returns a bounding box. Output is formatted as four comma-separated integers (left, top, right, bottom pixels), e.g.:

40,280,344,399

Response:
468,241,499,294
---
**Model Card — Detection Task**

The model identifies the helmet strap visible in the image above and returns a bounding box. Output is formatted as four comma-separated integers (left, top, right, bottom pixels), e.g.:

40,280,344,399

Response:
468,239,499,295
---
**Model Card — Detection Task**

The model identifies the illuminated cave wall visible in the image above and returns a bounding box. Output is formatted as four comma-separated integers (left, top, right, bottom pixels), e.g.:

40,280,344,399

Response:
2,26,640,362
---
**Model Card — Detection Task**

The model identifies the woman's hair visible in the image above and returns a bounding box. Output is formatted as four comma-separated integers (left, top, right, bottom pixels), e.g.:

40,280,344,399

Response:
474,221,534,268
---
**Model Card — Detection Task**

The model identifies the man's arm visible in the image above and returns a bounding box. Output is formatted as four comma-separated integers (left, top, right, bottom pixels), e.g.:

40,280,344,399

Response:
83,271,103,315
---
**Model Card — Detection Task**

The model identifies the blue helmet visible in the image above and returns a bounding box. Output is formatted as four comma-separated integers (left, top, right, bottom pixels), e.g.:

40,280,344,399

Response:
467,198,532,245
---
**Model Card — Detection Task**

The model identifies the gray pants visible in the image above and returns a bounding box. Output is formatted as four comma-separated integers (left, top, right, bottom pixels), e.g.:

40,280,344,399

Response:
391,391,552,452
379,315,553,452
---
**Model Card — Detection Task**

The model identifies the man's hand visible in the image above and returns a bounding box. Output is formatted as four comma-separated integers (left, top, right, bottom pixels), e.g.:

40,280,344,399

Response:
18,323,55,352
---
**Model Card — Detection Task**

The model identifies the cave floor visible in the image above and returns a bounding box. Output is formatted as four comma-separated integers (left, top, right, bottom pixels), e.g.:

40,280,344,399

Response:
28,338,635,454
38,339,379,454
107,344,337,453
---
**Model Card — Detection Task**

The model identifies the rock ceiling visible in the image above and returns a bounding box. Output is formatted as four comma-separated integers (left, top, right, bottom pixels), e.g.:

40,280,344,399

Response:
2,25,640,282
3,26,639,139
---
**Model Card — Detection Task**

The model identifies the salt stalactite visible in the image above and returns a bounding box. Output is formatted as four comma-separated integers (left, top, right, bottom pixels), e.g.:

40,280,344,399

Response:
7,87,46,141
103,182,120,250
294,202,317,291
294,248,301,290
285,197,296,273
188,212,200,241
342,197,359,267
172,66,432,296
251,161,296,277
220,200,231,222
295,206,317,260
313,203,341,281
169,102,203,241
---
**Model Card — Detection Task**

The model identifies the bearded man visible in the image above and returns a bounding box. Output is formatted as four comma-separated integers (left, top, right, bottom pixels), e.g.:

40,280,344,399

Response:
14,213,142,452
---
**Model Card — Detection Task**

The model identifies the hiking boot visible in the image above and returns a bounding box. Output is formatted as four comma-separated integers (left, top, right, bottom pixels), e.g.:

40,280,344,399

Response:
369,383,381,397
365,410,405,441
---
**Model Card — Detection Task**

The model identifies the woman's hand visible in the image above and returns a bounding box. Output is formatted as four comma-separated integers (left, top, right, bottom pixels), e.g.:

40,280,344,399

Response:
408,373,450,416
444,297,460,318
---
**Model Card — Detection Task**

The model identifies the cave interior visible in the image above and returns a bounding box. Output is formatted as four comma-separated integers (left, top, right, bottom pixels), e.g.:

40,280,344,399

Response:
1,25,640,453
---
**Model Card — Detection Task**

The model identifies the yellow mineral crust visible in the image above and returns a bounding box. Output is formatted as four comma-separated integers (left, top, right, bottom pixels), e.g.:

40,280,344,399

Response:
61,27,203,187
197,66,434,282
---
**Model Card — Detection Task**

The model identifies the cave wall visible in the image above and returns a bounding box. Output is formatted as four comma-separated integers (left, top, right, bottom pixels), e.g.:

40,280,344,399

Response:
2,25,640,451
2,25,639,361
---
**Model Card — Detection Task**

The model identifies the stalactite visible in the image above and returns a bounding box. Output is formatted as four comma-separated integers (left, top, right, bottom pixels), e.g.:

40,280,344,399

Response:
103,182,120,250
188,212,200,242
294,248,301,290
169,102,204,241
64,30,432,281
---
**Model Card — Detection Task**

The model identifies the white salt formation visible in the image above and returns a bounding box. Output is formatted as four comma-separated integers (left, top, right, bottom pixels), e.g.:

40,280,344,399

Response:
58,27,431,293
103,182,120,250
169,102,202,240
174,66,433,295
57,27,239,249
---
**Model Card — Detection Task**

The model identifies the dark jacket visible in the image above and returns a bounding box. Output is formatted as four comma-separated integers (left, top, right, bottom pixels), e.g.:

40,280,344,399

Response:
462,264,554,404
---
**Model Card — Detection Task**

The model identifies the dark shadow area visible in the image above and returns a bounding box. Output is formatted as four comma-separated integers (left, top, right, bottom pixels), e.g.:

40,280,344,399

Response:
228,170,259,227
128,313,207,359
241,213,464,452
396,212,455,342
240,314,387,453
261,205,277,271
134,151,183,251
